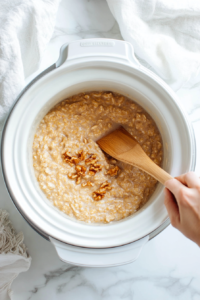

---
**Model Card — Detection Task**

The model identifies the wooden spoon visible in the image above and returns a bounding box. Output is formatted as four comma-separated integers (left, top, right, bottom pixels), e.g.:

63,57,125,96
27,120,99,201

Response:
97,127,173,185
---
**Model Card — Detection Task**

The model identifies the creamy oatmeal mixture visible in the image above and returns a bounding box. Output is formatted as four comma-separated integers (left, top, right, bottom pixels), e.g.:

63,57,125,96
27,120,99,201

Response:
32,91,163,223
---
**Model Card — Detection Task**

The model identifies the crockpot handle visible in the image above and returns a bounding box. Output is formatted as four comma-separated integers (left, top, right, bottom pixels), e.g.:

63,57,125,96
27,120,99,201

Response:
50,235,149,267
56,38,141,68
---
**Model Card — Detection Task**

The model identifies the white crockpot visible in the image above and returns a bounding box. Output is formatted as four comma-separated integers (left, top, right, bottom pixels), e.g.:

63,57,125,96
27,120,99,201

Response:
1,39,196,267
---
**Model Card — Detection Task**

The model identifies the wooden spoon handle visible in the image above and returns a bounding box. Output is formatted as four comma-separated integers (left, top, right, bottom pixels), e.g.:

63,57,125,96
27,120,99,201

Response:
118,150,173,185
139,158,173,185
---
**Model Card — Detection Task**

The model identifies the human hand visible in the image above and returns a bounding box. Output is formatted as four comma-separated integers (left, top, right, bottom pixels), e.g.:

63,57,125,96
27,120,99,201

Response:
164,172,200,247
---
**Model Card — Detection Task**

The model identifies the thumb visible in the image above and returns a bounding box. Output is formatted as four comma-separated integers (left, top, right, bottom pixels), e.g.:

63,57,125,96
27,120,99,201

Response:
164,188,180,229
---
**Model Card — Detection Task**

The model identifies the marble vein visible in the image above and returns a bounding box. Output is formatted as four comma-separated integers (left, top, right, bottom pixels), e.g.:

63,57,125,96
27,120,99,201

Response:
26,265,200,300
28,266,81,298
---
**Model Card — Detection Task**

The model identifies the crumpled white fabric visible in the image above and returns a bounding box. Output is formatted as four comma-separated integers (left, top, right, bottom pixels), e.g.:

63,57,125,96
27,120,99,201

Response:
0,210,31,300
106,0,200,91
0,254,31,300
0,1,60,295
0,0,60,129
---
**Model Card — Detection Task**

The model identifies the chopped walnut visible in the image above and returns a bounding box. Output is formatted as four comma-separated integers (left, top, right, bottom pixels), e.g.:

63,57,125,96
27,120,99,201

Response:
81,181,94,187
63,151,80,165
77,150,86,161
85,154,98,165
96,188,106,195
76,176,81,185
89,163,103,175
72,157,80,164
75,165,86,176
93,191,105,201
68,164,86,185
88,170,96,176
93,181,112,201
68,173,78,179
105,166,119,176
100,181,112,191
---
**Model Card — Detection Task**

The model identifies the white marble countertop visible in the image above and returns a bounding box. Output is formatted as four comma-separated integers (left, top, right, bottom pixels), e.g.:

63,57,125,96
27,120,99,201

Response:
1,1,200,299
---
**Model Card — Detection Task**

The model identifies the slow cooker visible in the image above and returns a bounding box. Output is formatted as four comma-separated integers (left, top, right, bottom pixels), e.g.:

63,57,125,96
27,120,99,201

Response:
1,39,196,267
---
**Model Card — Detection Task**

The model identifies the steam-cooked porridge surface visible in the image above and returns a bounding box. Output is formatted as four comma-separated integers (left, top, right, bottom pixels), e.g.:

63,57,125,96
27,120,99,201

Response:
32,91,163,223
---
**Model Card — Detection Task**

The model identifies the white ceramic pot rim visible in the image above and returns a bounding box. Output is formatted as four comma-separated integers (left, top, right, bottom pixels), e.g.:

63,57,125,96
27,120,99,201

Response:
1,39,196,249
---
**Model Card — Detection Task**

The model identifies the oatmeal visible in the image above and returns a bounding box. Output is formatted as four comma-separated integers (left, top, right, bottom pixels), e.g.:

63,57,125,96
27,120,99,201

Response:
32,91,163,223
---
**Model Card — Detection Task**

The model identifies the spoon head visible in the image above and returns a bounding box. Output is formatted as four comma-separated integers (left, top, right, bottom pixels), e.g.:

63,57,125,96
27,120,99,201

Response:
97,127,139,158
97,127,172,185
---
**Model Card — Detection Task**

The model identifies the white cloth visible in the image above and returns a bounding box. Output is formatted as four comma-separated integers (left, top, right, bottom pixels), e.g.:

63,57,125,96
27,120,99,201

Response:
0,1,59,297
107,0,200,91
0,210,31,300
0,255,31,300
0,0,60,129
1,0,200,128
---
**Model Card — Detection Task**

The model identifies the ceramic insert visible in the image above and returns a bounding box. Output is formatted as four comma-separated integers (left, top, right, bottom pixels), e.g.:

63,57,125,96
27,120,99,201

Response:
32,91,163,223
